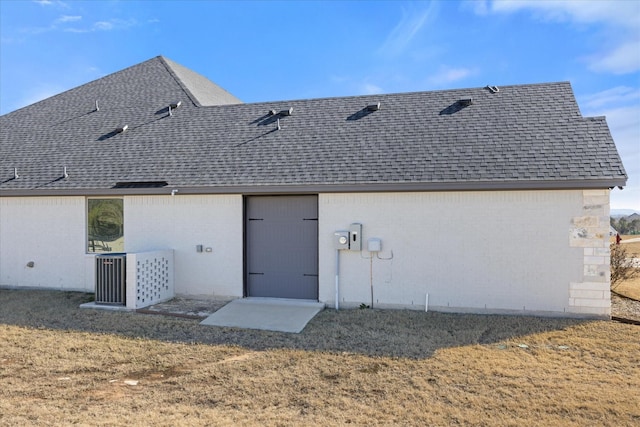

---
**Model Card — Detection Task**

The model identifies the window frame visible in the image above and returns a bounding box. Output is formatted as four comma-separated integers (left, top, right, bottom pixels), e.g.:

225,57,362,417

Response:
86,197,125,254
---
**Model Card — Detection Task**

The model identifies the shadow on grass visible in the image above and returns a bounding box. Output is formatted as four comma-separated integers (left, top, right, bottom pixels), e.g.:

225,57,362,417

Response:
0,289,595,359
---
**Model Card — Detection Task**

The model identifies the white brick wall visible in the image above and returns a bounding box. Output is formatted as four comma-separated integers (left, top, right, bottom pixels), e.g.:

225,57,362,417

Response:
0,197,90,291
2,189,612,317
1,195,244,299
125,195,243,299
319,190,595,316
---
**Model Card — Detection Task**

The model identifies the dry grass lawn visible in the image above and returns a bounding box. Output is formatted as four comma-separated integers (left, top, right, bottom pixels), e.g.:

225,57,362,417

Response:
613,235,640,301
619,235,640,257
615,277,640,301
1,291,639,426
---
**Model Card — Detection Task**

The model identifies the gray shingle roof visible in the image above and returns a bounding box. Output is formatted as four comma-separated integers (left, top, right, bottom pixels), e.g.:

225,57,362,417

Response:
0,56,627,196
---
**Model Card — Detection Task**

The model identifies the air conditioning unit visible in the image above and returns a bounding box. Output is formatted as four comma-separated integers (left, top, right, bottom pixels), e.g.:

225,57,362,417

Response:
95,254,126,305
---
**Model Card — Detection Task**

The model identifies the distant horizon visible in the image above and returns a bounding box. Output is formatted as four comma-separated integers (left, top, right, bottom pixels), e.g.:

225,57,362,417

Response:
611,208,640,215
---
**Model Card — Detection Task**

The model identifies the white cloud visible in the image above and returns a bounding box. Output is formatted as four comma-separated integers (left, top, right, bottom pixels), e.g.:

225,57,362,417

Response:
34,0,68,8
581,86,640,110
63,28,89,34
63,18,137,33
580,86,640,143
362,83,384,95
16,14,82,35
19,25,54,36
13,84,64,111
490,0,639,28
330,75,348,84
0,36,23,45
610,187,640,211
596,106,640,154
377,3,436,57
94,21,114,31
588,41,640,75
56,15,81,23
478,0,640,76
427,66,475,87
98,18,136,31
460,0,490,16
581,88,640,210
359,83,384,95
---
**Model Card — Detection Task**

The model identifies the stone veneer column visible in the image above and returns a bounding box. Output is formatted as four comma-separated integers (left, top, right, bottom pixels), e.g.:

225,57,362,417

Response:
568,189,611,317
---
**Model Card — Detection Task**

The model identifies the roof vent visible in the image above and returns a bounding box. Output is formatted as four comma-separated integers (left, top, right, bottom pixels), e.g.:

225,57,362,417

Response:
268,109,277,116
63,166,69,179
280,107,293,116
366,102,381,111
95,100,100,112
114,181,168,189
486,85,499,93
13,168,19,179
168,101,182,117
116,125,128,133
458,97,473,106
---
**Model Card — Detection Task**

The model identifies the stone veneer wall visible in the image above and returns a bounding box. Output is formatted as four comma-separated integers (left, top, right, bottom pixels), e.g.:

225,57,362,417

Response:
568,189,611,317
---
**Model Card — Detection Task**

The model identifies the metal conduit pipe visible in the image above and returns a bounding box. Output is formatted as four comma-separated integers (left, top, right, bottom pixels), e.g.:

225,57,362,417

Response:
335,249,340,310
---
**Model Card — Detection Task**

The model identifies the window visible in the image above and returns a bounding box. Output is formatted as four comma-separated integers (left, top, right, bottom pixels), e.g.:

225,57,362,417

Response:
87,198,124,253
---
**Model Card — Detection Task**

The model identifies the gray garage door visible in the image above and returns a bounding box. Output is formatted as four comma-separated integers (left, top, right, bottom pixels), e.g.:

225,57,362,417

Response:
246,195,318,300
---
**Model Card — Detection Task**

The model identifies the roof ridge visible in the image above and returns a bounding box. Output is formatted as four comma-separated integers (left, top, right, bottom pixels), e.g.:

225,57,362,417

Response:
210,81,576,108
158,56,242,106
0,56,168,117
157,56,201,107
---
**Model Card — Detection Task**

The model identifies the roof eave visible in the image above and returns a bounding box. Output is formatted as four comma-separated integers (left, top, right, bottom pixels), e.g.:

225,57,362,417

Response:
0,178,627,197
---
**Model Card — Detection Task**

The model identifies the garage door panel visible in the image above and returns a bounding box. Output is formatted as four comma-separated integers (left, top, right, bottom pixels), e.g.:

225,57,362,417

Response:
246,196,318,300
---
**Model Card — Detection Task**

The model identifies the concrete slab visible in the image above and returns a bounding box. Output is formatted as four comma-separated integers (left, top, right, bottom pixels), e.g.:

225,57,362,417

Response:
80,301,132,312
200,297,325,333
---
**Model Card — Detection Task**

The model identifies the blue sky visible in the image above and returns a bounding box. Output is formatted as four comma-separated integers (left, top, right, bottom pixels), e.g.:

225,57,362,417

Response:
1,0,638,210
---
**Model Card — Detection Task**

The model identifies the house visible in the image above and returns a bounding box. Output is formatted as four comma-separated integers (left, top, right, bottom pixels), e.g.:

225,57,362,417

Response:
610,225,619,237
0,56,627,318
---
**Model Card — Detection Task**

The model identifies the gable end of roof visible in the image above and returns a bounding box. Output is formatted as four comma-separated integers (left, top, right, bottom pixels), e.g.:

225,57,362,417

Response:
159,56,242,107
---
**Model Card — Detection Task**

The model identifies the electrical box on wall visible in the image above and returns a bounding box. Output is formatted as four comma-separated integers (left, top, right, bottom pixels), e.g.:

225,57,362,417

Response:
368,238,381,252
349,223,362,251
334,231,350,250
